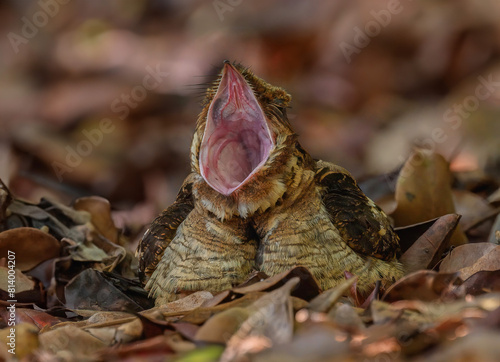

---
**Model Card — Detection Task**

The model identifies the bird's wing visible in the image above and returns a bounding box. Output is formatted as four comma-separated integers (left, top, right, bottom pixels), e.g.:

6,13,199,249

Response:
136,174,195,283
315,160,400,261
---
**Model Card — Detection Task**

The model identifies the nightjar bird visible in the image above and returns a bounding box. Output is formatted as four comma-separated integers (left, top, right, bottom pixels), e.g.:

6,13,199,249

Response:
137,61,404,305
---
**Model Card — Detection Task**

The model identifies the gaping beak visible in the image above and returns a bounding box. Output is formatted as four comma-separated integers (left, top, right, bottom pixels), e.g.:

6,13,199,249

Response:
199,62,274,196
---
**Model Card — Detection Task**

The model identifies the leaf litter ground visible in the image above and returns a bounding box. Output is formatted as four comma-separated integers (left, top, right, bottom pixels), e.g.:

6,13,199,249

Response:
1,149,500,361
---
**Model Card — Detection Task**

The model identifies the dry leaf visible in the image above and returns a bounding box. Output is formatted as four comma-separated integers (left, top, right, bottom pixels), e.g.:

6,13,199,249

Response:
221,278,298,361
307,277,357,313
39,324,108,357
382,270,460,303
154,291,214,314
0,323,39,360
392,149,467,246
96,334,177,360
440,243,500,279
453,190,496,231
488,214,500,244
232,266,321,301
0,227,60,271
179,292,265,325
400,214,460,272
0,266,35,294
195,307,251,344
73,196,120,244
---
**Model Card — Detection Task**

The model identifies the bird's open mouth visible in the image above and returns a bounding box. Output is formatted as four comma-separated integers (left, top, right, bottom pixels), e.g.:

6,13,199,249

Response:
199,63,274,196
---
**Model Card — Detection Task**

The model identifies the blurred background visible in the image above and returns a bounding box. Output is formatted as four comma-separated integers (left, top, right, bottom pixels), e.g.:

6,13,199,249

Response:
0,0,499,239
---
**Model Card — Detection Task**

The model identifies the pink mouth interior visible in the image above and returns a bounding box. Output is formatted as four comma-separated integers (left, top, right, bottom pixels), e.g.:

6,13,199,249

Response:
199,65,274,196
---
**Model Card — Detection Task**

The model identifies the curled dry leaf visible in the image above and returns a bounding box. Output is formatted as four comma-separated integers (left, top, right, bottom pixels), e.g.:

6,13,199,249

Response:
487,214,500,244
135,313,172,339
439,243,500,280
171,323,200,341
39,324,108,358
0,227,60,271
67,233,126,272
232,266,320,301
421,331,500,362
38,198,91,226
488,187,500,205
85,326,119,346
307,277,357,313
114,317,144,344
7,200,86,243
96,334,178,361
382,270,460,303
152,291,214,315
73,196,120,244
329,303,366,332
453,190,496,231
400,214,461,273
446,270,500,299
221,278,298,361
11,308,65,330
84,311,134,325
179,292,265,325
252,324,350,362
200,290,235,308
195,307,251,344
0,179,13,229
391,149,467,246
64,269,150,312
0,266,36,294
395,217,442,254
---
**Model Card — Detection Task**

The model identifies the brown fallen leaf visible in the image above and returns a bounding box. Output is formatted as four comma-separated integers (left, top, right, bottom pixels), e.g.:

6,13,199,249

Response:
200,290,235,308
6,199,86,243
0,266,37,296
488,187,500,205
10,308,64,330
0,227,60,271
400,214,461,273
64,269,151,312
395,217,442,254
0,323,39,360
171,322,200,341
39,324,109,358
252,324,350,362
307,277,357,313
195,307,251,344
231,266,321,301
235,271,270,286
0,179,13,230
488,214,500,243
96,334,177,361
382,270,460,303
391,149,467,246
439,243,500,279
418,330,500,362
179,292,265,325
453,189,496,231
221,278,298,361
329,303,366,332
113,317,144,344
153,291,214,315
73,196,120,244
445,270,500,299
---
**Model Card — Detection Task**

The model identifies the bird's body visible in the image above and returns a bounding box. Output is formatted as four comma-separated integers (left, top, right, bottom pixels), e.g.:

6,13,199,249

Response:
137,62,404,304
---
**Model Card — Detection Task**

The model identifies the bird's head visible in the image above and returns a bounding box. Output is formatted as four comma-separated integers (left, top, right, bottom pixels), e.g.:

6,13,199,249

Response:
191,61,295,197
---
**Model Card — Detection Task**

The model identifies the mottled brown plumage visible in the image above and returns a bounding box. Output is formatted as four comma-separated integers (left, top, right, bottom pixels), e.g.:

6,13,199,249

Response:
137,62,404,305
